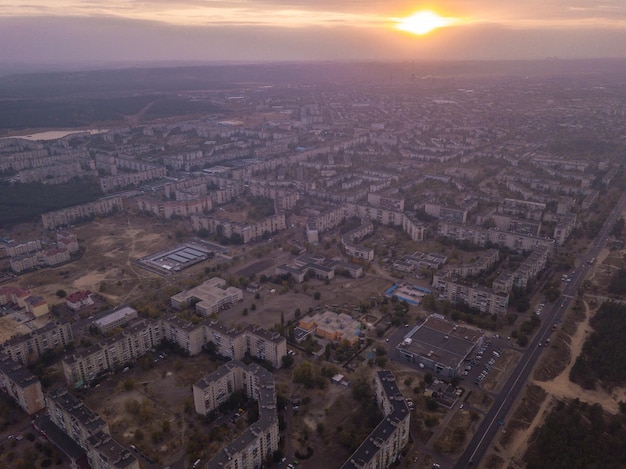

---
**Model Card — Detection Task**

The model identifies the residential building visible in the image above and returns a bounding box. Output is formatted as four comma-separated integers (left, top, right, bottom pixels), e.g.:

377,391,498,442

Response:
1,321,74,366
0,353,45,415
432,272,509,315
341,371,410,469
195,361,280,469
45,388,139,469
61,319,161,386
66,291,95,311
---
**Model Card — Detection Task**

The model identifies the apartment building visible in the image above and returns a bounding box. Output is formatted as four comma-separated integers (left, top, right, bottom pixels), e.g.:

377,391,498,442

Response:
203,320,247,361
46,387,109,449
401,215,425,242
244,325,287,369
61,319,161,386
162,315,207,356
346,203,404,227
41,196,125,230
195,361,280,469
99,167,166,193
191,213,286,244
424,202,468,224
0,285,31,308
437,223,555,253
136,195,213,219
341,371,410,469
1,321,74,366
0,353,45,415
4,239,41,257
203,320,287,369
433,272,509,315
62,316,284,386
46,388,139,469
438,249,499,279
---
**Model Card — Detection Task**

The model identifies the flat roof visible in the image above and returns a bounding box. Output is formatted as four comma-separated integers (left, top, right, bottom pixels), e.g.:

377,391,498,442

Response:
399,315,483,369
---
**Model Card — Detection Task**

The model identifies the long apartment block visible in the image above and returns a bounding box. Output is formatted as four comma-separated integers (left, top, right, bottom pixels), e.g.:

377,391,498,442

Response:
62,316,286,386
341,371,410,469
193,360,280,469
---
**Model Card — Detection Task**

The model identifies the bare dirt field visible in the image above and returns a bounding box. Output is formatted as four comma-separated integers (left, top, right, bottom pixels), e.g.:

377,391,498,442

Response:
81,352,221,466
9,213,191,308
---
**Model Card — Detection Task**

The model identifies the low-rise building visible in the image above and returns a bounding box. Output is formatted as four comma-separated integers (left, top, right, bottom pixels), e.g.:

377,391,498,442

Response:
93,306,138,333
66,290,95,311
299,311,361,346
395,314,484,378
171,277,243,316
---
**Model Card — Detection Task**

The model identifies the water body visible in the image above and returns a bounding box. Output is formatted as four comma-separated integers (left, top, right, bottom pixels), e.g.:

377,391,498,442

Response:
2,129,108,141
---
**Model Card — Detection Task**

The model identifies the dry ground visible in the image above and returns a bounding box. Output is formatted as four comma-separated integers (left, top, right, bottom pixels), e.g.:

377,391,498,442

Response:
480,244,626,468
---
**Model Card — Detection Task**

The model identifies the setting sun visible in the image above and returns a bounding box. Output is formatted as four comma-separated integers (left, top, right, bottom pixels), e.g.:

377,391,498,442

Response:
395,10,457,35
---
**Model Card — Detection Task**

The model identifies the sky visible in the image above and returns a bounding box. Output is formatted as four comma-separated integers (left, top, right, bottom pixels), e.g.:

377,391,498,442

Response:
1,0,626,66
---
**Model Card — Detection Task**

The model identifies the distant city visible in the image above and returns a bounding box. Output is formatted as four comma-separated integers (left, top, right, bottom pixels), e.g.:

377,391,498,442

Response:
0,61,625,469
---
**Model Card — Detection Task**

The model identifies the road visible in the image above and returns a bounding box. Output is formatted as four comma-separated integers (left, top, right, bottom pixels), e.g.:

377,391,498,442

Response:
455,192,626,468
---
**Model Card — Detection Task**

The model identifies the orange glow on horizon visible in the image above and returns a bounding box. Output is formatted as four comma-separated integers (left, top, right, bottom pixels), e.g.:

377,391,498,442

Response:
394,10,458,35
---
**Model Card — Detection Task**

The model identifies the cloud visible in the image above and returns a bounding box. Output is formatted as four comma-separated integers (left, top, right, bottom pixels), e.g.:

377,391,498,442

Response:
1,1,625,64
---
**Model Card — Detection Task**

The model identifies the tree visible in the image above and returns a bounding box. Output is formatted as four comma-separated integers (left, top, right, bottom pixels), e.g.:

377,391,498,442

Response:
55,289,67,298
281,354,294,368
313,292,321,300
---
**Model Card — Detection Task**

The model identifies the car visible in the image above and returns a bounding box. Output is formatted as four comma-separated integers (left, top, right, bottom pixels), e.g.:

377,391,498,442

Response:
287,464,295,469
539,342,542,347
459,403,464,409
385,338,389,342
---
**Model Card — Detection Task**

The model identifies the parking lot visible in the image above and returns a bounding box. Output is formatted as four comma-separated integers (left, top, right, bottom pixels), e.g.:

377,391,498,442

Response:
460,337,511,388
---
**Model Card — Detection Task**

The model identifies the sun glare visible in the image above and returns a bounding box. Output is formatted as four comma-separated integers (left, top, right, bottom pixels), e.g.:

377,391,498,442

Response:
395,10,456,35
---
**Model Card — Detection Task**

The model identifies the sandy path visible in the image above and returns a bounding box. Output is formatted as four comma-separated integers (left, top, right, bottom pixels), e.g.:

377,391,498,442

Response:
499,298,626,465
534,300,626,414
504,394,555,467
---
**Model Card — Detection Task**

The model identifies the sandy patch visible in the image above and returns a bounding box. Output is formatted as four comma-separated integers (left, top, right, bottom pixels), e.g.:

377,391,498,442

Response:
0,316,32,343
534,300,626,414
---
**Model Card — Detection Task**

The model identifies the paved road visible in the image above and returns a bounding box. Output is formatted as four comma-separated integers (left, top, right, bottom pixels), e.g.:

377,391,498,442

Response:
455,191,626,468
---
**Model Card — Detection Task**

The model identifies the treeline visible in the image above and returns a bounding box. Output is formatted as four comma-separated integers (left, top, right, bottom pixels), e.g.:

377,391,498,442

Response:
569,301,626,389
607,268,626,295
0,95,222,130
525,398,626,469
0,178,103,227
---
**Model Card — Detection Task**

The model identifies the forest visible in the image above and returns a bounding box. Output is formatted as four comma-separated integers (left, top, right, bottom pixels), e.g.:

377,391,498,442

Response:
0,178,103,227
525,398,626,469
569,301,626,389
